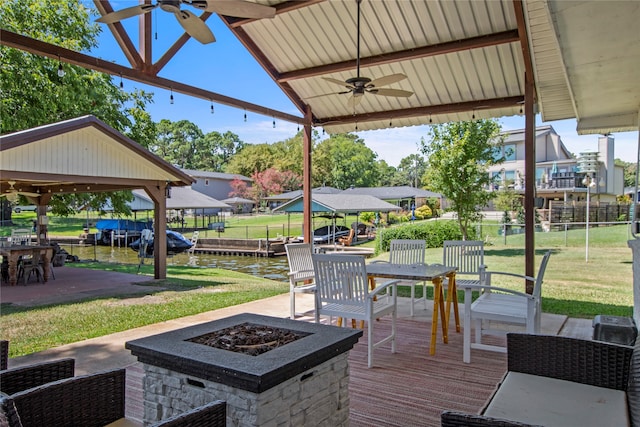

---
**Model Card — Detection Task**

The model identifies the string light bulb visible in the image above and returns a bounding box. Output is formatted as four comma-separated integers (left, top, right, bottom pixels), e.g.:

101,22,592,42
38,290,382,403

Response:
210,101,214,114
429,114,433,123
119,73,123,89
272,118,276,128
170,88,174,104
57,56,65,78
244,110,247,122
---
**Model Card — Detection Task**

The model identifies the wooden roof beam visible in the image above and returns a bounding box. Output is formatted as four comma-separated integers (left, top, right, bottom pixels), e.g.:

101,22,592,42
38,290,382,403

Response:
314,96,524,126
0,29,304,125
225,0,327,28
279,30,520,83
93,0,144,69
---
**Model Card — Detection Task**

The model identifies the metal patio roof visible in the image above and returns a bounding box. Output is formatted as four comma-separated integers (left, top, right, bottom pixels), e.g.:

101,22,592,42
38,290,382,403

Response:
2,1,637,135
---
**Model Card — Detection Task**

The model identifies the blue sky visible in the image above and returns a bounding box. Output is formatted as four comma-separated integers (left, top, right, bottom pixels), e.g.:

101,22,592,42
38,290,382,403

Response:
92,3,639,167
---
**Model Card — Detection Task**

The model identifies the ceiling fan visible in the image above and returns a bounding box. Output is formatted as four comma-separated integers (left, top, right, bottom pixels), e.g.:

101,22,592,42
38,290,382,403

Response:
308,0,413,108
96,0,276,44
1,181,39,203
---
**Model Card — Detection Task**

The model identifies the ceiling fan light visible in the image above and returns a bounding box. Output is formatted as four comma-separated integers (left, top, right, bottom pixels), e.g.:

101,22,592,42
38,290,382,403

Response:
6,193,18,203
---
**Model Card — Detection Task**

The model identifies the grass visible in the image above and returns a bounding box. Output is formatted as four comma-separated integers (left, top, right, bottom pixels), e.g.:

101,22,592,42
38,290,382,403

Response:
1,264,288,357
1,212,635,357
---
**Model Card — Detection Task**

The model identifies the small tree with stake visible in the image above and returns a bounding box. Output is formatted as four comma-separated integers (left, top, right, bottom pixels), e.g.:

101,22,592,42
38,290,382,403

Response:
420,119,505,240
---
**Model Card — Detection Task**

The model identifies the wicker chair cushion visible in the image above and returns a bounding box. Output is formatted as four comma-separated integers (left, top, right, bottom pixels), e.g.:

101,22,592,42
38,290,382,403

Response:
627,337,640,427
441,411,541,427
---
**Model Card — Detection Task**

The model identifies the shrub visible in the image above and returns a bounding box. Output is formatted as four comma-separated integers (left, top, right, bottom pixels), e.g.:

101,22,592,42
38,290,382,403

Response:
374,220,469,255
359,211,375,223
415,205,432,219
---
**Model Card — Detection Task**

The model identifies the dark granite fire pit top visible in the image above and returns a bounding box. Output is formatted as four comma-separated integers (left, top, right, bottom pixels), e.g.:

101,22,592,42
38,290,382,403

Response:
125,313,363,393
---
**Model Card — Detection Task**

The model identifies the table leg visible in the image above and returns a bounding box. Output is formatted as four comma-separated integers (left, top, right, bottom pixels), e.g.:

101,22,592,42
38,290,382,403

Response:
7,254,18,286
430,277,448,354
445,272,461,333
437,277,448,343
41,249,53,283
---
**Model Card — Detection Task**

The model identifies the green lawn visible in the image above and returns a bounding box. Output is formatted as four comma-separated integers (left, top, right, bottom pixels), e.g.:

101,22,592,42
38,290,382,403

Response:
1,212,635,357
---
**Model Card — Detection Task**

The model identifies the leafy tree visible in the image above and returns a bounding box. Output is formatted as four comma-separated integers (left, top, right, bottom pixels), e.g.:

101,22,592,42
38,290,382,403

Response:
616,159,637,188
225,143,277,177
0,0,155,216
375,160,399,187
313,133,379,189
494,188,522,213
397,154,427,187
228,177,251,199
420,119,505,239
249,168,302,203
152,119,204,169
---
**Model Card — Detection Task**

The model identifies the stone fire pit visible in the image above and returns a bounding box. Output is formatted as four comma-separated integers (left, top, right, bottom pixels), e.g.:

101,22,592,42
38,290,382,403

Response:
126,313,362,426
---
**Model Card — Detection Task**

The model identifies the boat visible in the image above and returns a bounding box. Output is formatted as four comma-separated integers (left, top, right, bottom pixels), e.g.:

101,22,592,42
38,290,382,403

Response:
96,219,152,245
129,230,193,256
310,225,351,244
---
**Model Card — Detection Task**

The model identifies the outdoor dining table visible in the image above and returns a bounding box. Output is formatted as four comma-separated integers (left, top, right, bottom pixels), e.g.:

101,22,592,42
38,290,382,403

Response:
0,244,54,286
366,262,459,355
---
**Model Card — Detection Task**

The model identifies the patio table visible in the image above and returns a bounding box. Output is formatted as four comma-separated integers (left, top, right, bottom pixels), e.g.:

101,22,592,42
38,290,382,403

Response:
0,244,54,286
366,263,459,355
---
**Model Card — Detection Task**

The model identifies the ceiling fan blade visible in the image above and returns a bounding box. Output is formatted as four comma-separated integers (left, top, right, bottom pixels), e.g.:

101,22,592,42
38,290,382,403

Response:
347,94,364,109
17,192,40,197
322,77,356,89
368,73,407,88
96,4,156,24
176,10,216,44
201,0,276,19
305,90,351,100
370,88,414,98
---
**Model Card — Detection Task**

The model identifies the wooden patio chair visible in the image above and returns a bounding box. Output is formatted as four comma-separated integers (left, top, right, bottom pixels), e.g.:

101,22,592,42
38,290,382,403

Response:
338,228,355,246
312,253,398,368
461,250,552,363
373,239,427,316
285,243,318,321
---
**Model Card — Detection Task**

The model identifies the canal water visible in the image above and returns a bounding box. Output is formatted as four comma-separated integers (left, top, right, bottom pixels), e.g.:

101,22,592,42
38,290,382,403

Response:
59,243,291,282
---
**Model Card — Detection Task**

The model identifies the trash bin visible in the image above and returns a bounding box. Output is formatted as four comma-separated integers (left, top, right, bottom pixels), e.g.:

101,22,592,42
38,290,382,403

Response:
592,315,638,346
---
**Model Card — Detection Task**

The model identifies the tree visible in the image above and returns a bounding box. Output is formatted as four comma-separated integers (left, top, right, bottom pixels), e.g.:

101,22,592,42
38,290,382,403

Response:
0,0,155,217
616,159,637,188
376,160,399,187
420,119,505,239
225,143,277,177
397,154,427,187
249,168,302,204
313,133,379,189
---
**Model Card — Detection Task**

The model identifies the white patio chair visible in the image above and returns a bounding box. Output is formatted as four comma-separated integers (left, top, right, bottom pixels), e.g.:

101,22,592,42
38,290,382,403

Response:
285,243,318,320
373,239,426,316
462,250,552,363
312,253,398,368
10,229,31,246
442,240,486,327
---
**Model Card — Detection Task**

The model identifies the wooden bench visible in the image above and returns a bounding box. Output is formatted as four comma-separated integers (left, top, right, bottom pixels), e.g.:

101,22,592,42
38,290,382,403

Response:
442,333,638,427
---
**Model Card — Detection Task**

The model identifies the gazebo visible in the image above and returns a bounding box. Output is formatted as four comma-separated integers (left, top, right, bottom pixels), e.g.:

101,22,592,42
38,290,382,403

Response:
0,115,194,280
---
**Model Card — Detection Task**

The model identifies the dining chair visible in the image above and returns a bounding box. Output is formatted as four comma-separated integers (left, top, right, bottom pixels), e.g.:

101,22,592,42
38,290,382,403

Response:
375,239,427,316
285,243,318,320
10,229,31,246
462,250,552,363
312,253,398,368
17,249,43,284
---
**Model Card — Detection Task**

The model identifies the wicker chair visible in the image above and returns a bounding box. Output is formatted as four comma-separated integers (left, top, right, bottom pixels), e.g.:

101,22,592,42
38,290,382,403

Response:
441,411,542,427
0,340,8,370
0,358,75,395
0,368,226,427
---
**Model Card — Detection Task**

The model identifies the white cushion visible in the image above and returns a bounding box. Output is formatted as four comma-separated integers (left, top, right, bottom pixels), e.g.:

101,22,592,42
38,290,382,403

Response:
484,372,629,427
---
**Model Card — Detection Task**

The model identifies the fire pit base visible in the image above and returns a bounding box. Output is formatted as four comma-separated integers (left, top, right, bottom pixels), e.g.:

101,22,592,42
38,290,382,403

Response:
126,313,362,426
